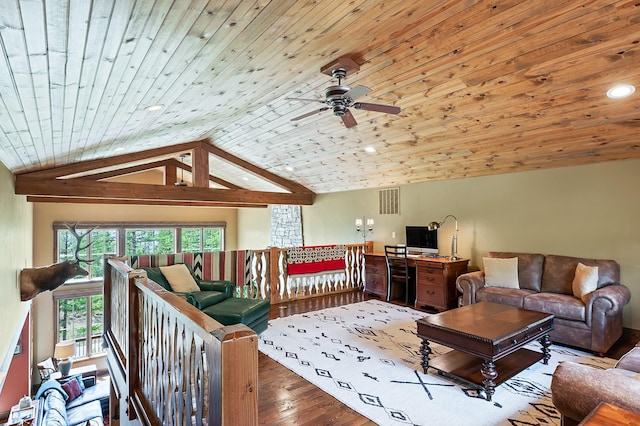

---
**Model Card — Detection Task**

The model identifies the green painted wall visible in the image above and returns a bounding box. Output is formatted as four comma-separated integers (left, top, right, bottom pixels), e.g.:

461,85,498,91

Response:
238,159,640,329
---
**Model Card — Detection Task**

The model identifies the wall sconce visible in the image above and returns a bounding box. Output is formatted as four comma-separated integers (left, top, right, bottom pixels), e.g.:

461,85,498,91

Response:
355,217,374,242
427,215,459,260
54,340,75,377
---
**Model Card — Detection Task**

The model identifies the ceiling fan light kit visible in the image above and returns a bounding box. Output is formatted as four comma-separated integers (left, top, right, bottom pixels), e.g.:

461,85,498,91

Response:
289,57,401,128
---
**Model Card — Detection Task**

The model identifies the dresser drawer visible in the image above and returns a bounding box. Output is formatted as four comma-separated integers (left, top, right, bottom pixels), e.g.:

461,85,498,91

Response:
416,282,445,306
367,263,386,275
417,266,444,285
365,255,386,275
365,272,387,295
495,320,553,353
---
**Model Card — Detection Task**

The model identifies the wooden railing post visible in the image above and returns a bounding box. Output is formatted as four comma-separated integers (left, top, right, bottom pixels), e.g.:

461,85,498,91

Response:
104,256,258,426
269,246,280,304
126,271,142,421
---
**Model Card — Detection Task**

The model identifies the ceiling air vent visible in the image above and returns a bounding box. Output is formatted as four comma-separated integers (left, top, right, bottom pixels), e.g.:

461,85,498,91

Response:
378,187,400,215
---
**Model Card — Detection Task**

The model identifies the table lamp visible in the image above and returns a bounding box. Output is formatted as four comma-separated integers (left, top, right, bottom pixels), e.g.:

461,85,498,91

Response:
427,214,459,260
54,341,75,377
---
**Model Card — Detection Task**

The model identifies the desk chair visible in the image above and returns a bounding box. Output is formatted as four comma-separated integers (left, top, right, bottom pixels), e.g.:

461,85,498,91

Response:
384,245,410,305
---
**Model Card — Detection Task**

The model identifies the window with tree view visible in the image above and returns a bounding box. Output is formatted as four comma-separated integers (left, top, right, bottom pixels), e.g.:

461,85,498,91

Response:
56,294,105,358
53,222,225,358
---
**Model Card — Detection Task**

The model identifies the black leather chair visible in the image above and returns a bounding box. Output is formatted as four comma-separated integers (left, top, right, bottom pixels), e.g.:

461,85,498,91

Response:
384,245,410,304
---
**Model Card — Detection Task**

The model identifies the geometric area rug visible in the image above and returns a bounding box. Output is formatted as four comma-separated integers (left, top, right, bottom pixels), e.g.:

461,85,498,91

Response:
258,300,616,426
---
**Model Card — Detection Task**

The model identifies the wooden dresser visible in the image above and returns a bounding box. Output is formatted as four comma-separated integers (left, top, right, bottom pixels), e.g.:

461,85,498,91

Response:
364,253,469,311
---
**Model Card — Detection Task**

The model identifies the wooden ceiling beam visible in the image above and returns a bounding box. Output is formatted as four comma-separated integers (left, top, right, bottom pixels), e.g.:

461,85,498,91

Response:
26,196,267,208
18,141,203,178
199,140,313,195
165,163,177,185
77,159,171,181
192,146,210,188
15,176,314,205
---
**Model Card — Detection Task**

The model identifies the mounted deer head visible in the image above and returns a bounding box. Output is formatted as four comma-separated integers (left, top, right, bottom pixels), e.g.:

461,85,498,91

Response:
20,223,97,301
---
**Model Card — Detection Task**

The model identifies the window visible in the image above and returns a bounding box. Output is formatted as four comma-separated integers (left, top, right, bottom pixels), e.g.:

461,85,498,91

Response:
125,228,176,255
181,227,223,252
53,221,225,358
54,222,226,277
54,288,105,358
56,227,117,279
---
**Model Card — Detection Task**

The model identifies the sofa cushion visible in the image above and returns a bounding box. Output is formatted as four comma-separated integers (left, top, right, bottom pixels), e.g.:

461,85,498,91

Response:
41,389,68,426
523,293,585,322
58,374,85,391
541,255,620,295
187,291,228,309
488,252,544,292
66,399,103,426
202,298,270,333
61,378,83,401
160,264,200,292
475,287,534,308
142,267,172,290
483,257,519,288
572,263,598,301
66,377,110,411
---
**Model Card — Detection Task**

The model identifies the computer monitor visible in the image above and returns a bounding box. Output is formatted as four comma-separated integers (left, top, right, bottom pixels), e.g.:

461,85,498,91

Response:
405,226,438,255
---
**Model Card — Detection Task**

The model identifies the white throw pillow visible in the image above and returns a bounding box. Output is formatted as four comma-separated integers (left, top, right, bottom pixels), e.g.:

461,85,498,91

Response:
483,257,520,289
159,264,200,293
572,262,598,302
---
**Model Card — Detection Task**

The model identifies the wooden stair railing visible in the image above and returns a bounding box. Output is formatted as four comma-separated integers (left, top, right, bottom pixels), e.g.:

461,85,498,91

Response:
126,243,368,306
103,256,258,426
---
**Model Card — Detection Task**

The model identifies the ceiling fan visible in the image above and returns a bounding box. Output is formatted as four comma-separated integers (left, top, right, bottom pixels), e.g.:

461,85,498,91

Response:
288,59,401,129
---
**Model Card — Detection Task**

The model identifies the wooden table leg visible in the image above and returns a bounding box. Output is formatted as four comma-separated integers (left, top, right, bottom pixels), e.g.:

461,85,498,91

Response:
419,339,432,374
481,360,498,401
539,334,551,365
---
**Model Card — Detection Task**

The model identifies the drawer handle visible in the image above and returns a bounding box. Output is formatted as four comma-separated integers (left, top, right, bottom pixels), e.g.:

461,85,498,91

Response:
512,339,517,344
426,290,435,295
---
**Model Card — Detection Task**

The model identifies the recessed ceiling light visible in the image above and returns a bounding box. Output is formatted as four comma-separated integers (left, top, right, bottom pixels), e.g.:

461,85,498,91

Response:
146,104,163,111
606,84,635,99
114,147,125,152
242,177,250,181
285,166,294,172
364,146,377,154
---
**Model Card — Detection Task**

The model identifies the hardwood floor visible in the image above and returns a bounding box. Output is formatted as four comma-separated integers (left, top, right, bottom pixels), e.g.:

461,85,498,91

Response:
258,291,374,426
257,290,640,425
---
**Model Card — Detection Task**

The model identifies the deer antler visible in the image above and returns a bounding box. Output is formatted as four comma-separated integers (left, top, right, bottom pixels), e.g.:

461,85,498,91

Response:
65,223,98,263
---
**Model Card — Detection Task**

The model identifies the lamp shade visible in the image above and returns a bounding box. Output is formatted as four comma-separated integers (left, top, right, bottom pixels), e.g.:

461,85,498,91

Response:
427,221,441,231
54,341,75,359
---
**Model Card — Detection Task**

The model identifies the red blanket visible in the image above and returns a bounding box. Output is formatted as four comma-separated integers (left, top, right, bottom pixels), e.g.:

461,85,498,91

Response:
287,245,346,275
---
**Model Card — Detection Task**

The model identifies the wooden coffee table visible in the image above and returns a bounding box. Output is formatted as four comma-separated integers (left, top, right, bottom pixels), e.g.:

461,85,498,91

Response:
416,301,554,401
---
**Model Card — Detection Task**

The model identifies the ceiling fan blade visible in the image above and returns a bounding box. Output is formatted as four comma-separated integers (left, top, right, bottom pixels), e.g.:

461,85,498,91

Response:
286,97,326,103
346,85,372,101
291,107,329,121
353,102,401,114
341,110,357,128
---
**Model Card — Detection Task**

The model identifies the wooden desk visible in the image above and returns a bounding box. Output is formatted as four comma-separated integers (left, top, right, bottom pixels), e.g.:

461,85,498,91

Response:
364,253,468,311
579,402,640,425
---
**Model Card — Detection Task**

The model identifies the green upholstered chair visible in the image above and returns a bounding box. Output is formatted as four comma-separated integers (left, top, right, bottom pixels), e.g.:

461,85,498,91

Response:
140,265,269,334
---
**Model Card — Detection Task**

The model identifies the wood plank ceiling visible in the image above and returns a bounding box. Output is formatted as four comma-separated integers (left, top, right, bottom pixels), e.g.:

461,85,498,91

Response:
1,0,640,203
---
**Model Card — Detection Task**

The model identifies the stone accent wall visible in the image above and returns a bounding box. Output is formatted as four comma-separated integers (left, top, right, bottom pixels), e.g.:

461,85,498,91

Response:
270,205,303,247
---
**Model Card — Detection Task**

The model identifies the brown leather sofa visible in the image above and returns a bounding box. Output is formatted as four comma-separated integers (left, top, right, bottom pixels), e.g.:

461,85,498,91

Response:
456,252,630,354
551,342,640,425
